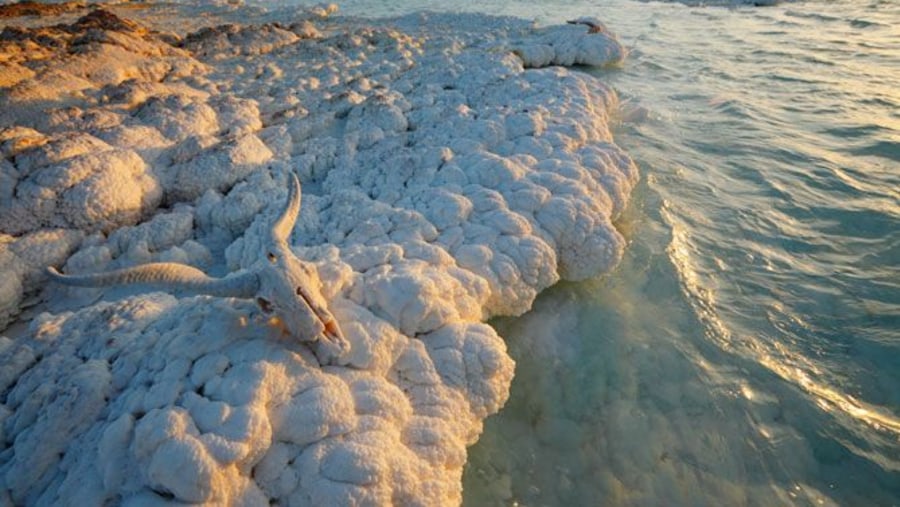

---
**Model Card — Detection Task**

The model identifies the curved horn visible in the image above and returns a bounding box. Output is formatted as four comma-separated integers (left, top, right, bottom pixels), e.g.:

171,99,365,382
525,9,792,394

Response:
271,173,301,243
46,263,260,298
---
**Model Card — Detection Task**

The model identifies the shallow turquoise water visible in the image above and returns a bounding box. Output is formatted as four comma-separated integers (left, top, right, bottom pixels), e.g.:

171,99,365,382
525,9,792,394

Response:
298,0,900,504
460,1,899,505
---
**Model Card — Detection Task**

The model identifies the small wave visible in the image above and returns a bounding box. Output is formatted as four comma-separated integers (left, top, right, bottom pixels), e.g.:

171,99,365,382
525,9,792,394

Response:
811,205,898,239
820,124,889,139
707,97,759,120
748,48,838,66
849,18,887,28
764,72,823,84
849,140,900,162
857,41,894,50
635,58,677,74
859,96,899,108
784,10,841,23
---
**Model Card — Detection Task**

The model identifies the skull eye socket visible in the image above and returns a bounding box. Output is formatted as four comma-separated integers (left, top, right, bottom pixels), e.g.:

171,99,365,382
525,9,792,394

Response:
267,252,276,263
257,297,273,314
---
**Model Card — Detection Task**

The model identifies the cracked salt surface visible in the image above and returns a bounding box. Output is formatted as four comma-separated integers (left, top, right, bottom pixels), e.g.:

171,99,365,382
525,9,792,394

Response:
0,4,635,505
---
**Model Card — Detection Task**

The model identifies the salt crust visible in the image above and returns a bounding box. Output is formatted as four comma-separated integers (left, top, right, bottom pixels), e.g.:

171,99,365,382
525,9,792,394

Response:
0,6,636,506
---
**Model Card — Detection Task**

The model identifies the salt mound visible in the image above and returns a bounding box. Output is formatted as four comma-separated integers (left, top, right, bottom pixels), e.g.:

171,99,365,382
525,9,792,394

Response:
0,6,636,505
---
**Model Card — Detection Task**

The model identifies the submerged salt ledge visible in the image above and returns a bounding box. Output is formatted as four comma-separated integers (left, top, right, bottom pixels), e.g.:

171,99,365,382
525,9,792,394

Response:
0,6,636,505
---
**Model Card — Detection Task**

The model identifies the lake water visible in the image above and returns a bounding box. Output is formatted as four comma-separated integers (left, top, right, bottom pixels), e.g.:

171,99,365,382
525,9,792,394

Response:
292,0,900,505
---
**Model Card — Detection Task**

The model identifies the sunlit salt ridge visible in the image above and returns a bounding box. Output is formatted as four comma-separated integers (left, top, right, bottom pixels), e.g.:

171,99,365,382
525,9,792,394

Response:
0,5,635,505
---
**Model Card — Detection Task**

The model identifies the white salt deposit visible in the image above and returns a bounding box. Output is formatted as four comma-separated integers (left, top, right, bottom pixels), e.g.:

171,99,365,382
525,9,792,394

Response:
0,5,635,505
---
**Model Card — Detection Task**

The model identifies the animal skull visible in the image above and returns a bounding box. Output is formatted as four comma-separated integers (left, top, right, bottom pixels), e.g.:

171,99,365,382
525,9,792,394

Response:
47,173,349,362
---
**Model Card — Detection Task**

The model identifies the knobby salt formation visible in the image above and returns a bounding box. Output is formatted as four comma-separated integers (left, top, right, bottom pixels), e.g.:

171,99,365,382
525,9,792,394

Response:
0,6,636,505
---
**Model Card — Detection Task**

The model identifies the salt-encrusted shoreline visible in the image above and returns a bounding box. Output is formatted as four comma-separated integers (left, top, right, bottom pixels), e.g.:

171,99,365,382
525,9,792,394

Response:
0,4,636,505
